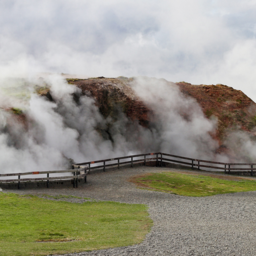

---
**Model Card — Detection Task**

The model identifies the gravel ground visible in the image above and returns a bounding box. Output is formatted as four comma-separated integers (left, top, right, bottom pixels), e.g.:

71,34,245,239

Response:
6,166,256,256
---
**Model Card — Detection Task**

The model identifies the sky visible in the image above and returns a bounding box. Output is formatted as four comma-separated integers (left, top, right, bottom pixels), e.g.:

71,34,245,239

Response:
1,0,256,100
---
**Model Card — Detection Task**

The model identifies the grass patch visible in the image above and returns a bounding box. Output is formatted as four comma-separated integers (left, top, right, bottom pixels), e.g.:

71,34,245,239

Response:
130,171,256,197
205,109,213,118
11,107,23,115
0,193,152,256
35,86,50,95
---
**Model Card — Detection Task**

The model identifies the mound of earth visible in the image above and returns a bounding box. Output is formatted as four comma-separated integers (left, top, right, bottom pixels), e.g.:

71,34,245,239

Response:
36,77,256,156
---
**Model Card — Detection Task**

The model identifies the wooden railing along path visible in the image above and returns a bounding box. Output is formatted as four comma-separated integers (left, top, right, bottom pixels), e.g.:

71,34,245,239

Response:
0,168,87,189
1,152,256,189
74,152,256,176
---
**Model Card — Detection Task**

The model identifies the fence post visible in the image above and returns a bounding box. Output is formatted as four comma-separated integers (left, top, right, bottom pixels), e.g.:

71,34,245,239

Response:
18,175,20,189
198,161,200,170
251,165,253,176
224,164,226,174
156,153,158,167
161,153,163,167
103,161,105,172
144,155,146,166
131,156,133,167
47,173,49,188
192,160,194,169
118,159,120,169
76,171,78,188
71,164,75,188
229,164,231,173
84,168,87,183
73,171,76,188
89,163,91,173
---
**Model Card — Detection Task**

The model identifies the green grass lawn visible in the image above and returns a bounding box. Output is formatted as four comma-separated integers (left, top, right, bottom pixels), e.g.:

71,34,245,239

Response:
130,171,256,197
0,193,152,256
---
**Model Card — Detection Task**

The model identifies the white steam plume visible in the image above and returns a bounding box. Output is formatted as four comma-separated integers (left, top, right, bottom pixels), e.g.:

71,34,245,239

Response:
131,77,225,160
224,131,256,163
0,74,250,175
0,74,153,174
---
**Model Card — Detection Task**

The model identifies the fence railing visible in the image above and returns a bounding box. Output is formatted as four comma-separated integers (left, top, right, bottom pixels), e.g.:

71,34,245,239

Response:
0,168,87,189
73,152,158,172
1,152,256,189
74,152,256,176
160,153,256,175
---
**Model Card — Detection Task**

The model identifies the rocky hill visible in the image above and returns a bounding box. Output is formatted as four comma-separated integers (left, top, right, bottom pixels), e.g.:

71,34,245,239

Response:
66,78,254,137
177,82,256,152
36,76,256,160
3,75,256,175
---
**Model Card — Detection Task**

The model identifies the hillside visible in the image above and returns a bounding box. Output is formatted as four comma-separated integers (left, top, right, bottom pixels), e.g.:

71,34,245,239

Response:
6,76,256,165
177,82,256,152
61,78,256,152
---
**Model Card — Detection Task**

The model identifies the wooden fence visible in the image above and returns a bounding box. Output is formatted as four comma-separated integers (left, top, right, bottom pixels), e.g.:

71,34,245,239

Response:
74,152,256,176
0,168,87,189
1,152,256,189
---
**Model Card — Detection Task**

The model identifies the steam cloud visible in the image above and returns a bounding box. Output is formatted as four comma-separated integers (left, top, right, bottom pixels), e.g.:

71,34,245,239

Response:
0,74,234,174
131,77,220,160
0,75,153,174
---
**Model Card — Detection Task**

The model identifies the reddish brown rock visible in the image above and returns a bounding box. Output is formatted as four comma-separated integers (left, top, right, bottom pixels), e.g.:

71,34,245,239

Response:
176,82,256,143
39,77,256,153
68,77,151,127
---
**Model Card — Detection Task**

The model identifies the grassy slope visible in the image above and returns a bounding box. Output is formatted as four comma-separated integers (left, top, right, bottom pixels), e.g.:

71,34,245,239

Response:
0,193,152,256
130,171,256,197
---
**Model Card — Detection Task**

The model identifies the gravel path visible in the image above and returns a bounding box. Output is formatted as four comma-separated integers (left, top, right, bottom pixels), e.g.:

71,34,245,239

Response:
7,166,256,256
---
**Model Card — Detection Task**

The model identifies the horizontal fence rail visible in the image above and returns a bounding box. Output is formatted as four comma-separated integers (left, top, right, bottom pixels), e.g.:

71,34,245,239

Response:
74,152,256,177
74,152,159,172
160,153,256,176
0,168,88,189
1,152,256,189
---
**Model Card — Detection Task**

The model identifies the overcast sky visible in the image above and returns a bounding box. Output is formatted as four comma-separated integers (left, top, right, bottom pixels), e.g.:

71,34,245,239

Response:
1,0,256,100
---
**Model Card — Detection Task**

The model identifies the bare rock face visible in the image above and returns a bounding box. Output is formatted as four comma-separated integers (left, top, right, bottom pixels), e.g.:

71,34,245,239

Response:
68,77,151,127
177,82,256,145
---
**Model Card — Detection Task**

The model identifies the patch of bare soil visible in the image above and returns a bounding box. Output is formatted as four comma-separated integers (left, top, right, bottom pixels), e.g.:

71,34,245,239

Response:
128,174,156,189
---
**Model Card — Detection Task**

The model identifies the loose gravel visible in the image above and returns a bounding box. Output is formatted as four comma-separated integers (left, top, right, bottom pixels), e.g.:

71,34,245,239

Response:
6,166,256,256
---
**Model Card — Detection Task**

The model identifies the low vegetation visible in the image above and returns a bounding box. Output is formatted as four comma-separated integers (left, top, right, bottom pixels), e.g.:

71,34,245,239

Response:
0,193,152,256
11,107,23,115
130,171,256,197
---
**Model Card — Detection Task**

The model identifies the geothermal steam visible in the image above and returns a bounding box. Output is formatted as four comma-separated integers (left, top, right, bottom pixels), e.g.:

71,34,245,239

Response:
0,74,241,174
131,77,220,159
